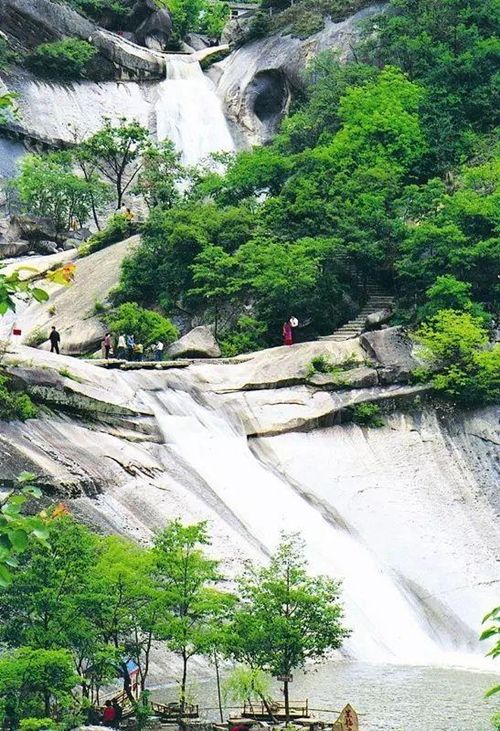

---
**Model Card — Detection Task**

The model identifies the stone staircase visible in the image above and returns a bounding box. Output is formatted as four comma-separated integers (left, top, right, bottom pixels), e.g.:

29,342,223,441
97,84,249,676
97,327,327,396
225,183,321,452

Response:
320,287,394,342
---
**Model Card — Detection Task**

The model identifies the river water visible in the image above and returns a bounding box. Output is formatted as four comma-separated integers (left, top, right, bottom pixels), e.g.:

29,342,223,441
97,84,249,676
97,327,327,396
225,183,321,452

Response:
153,662,499,731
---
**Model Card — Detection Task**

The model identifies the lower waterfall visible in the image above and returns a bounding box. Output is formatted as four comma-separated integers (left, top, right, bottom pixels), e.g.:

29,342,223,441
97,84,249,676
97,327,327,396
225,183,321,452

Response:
155,57,235,165
142,386,494,668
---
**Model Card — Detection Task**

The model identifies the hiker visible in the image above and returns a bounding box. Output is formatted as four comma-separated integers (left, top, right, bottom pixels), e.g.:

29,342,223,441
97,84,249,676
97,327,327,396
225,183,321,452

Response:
112,699,123,728
103,332,112,359
155,340,164,362
116,334,126,360
49,326,61,354
124,207,134,223
282,318,293,346
102,700,116,727
134,342,144,362
126,334,135,361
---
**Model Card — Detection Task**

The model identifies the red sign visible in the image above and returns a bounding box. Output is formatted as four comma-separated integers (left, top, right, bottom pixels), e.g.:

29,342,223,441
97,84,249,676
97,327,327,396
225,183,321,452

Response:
12,329,22,336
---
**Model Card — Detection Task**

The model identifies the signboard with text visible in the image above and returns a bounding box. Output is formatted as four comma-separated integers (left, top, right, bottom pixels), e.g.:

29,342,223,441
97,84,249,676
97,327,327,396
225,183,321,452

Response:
332,705,359,731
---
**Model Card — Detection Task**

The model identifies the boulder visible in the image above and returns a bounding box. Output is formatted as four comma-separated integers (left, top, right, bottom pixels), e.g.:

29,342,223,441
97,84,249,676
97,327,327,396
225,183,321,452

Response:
136,7,172,51
364,307,392,330
360,326,419,383
185,33,212,51
33,239,58,255
7,214,57,242
0,240,30,258
166,326,221,359
65,228,92,243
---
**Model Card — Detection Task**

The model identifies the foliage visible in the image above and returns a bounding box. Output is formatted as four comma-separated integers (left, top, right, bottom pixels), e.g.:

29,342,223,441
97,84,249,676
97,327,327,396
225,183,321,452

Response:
106,302,179,347
348,402,384,427
197,0,230,38
0,647,77,727
153,520,235,711
134,140,185,210
269,0,372,38
0,269,48,317
19,717,57,731
11,152,109,233
413,310,499,406
228,533,349,721
0,472,48,587
220,316,268,357
0,373,38,422
25,39,97,80
79,213,131,256
79,119,150,208
481,607,500,698
0,37,18,70
223,666,272,706
306,354,335,376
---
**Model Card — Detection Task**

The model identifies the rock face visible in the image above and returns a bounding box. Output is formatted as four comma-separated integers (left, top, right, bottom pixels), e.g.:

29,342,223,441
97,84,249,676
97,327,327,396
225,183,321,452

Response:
166,326,221,359
6,215,57,243
0,341,498,672
360,326,419,383
364,307,392,330
136,7,173,51
214,3,387,143
9,235,140,355
0,0,166,79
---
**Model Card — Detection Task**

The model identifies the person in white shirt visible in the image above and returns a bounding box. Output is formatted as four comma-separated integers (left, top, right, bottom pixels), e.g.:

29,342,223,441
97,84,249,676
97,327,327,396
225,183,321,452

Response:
155,340,164,362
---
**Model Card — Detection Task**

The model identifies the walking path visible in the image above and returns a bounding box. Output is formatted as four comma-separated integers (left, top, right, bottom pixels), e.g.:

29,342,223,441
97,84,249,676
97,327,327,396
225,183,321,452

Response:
320,286,394,342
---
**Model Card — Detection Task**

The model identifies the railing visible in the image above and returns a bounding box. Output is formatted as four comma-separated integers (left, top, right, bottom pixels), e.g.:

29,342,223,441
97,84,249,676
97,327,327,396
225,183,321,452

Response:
150,701,200,719
243,700,309,718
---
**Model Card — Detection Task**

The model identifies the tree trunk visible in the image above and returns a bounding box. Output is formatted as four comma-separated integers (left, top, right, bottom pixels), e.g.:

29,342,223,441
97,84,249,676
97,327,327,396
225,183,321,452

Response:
43,690,51,718
213,650,224,723
283,680,290,726
180,650,188,716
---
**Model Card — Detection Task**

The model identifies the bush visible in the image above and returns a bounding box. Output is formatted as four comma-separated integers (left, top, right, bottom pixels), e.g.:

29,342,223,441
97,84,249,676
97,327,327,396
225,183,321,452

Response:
348,402,384,427
24,327,48,348
307,354,334,376
220,316,267,357
106,302,179,347
0,374,38,421
19,719,56,731
80,214,131,256
413,309,499,406
0,37,18,70
25,39,97,80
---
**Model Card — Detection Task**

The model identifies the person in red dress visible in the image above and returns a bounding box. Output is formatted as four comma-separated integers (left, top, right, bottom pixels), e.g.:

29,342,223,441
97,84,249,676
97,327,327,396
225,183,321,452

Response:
283,318,293,346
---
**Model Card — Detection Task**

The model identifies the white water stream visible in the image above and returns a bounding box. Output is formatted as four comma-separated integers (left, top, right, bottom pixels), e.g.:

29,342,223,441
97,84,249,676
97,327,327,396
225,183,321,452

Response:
145,388,494,668
155,57,235,165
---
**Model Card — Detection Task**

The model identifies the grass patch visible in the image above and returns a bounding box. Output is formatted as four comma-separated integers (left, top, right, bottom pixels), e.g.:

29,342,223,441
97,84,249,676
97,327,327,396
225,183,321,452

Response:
25,327,48,347
347,402,384,427
0,373,38,421
306,353,364,378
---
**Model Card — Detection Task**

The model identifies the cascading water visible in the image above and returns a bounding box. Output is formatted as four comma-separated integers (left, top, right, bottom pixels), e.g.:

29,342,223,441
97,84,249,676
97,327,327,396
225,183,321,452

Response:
144,387,489,667
155,57,235,166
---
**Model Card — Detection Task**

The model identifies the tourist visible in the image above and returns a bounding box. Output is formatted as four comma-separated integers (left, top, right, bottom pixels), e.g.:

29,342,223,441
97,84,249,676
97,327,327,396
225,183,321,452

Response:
135,342,144,362
126,334,135,361
49,326,61,354
155,340,164,361
112,699,123,728
116,334,126,359
102,700,116,727
103,332,112,359
282,318,293,346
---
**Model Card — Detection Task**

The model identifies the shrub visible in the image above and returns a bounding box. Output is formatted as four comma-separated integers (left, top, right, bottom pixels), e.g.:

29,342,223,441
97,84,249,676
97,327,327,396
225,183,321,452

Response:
307,354,334,377
24,327,48,348
348,402,384,427
413,309,499,406
0,37,18,70
25,39,97,80
20,719,56,731
79,214,131,256
220,316,267,357
106,302,179,347
0,374,38,421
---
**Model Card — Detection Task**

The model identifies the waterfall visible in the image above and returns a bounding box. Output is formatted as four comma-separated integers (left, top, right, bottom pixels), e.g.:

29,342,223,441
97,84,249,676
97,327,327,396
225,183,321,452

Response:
155,57,235,166
145,388,490,668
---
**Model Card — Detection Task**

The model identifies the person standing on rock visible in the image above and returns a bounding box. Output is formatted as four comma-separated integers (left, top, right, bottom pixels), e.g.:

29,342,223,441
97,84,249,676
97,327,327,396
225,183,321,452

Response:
116,333,126,360
103,332,112,359
283,318,293,346
49,326,61,354
155,340,164,362
126,334,135,361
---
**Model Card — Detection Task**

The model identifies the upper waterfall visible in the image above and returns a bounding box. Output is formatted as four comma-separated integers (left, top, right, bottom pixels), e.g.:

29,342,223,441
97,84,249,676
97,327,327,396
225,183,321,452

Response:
155,56,235,166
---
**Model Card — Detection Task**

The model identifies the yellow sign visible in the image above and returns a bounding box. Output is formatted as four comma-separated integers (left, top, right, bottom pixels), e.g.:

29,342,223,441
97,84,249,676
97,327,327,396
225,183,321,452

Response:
332,705,359,731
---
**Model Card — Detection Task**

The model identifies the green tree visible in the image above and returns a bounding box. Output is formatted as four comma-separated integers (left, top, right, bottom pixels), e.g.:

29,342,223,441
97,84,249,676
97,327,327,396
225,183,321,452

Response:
153,521,234,713
12,152,109,233
0,648,77,728
481,607,500,698
135,140,185,210
26,39,97,80
106,302,179,347
81,119,150,208
223,666,274,719
0,473,48,586
413,309,499,405
190,245,241,335
229,533,349,724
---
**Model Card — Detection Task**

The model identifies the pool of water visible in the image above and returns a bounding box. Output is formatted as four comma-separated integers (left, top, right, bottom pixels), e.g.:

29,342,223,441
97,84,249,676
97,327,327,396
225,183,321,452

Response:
153,662,499,731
